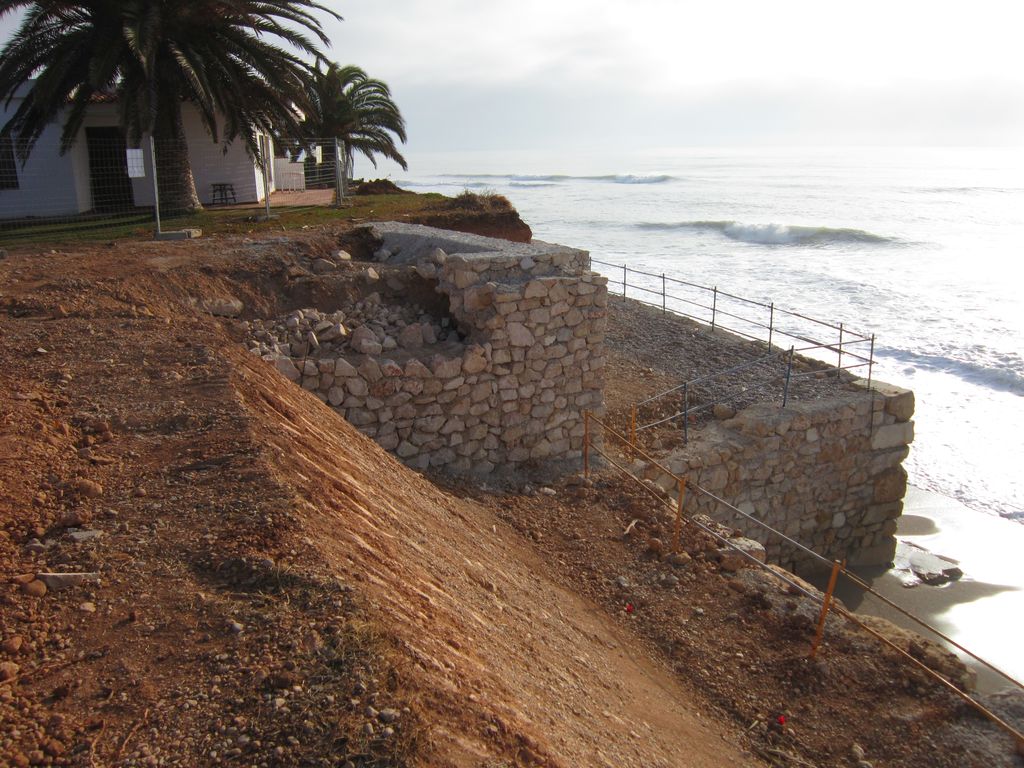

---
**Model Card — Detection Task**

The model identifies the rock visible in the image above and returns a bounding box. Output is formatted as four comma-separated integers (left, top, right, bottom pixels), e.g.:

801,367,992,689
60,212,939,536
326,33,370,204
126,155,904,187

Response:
68,478,103,498
0,661,19,681
364,267,380,281
79,601,97,613
36,572,101,591
507,322,535,347
350,326,383,355
414,262,437,279
713,403,736,420
398,324,423,348
646,537,665,557
228,620,244,634
2,636,24,654
851,743,866,761
199,296,244,317
68,529,104,543
717,537,767,571
274,356,301,382
907,548,962,585
21,579,47,597
311,258,336,274
615,575,631,589
336,249,352,261
378,708,400,724
668,552,692,567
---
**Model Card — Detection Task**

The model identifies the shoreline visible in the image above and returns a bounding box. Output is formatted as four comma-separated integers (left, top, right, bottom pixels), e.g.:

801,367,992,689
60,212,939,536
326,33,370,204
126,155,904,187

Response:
826,485,1024,694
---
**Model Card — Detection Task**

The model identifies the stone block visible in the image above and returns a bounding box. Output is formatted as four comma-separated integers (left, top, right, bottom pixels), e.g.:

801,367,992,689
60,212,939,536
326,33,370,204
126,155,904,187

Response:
871,421,915,451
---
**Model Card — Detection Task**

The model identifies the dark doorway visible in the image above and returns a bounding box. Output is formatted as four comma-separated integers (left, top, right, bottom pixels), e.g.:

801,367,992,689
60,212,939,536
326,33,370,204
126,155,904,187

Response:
85,127,134,212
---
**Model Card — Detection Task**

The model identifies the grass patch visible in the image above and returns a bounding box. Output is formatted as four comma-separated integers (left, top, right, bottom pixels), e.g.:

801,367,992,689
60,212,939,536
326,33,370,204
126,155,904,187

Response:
426,189,515,213
1,192,445,247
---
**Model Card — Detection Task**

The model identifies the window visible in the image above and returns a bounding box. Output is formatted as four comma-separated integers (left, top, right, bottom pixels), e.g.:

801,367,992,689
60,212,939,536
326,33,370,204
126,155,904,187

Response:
0,139,18,190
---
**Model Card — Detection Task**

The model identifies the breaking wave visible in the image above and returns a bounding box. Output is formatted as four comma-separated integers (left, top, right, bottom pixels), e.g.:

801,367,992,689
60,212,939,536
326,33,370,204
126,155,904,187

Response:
439,173,676,185
637,220,897,246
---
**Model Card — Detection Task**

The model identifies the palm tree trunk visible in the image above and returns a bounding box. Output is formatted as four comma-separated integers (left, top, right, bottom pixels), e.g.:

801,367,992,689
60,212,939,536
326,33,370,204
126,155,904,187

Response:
153,99,202,214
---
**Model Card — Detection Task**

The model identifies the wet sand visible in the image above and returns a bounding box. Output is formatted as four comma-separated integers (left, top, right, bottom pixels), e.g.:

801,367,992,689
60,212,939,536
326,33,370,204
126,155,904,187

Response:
823,486,1024,693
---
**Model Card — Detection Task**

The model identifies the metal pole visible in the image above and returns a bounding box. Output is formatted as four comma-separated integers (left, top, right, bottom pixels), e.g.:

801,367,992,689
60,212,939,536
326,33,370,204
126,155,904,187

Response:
810,560,842,658
261,135,272,220
867,333,876,389
583,411,590,479
630,405,637,457
622,264,627,298
711,287,718,330
672,477,686,554
683,382,689,444
334,138,344,207
782,346,794,408
661,274,666,313
768,302,775,350
148,135,162,236
837,322,844,377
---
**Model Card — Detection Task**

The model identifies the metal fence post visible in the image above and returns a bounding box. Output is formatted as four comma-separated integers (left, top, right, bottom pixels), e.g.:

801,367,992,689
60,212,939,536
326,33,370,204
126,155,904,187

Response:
622,264,627,297
334,138,344,207
148,135,162,237
661,273,666,313
810,560,842,658
783,346,794,407
768,302,775,349
260,134,272,220
837,322,844,377
583,411,590,479
867,333,876,389
711,287,718,330
682,382,689,444
672,477,686,554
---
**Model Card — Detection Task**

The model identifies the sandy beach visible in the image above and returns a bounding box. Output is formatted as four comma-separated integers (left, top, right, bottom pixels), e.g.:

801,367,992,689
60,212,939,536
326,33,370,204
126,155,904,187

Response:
830,485,1024,693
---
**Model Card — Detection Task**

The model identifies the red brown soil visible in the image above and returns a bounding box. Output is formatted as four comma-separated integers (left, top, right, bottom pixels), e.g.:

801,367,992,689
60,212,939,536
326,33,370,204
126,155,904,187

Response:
0,224,1020,768
0,234,750,767
410,193,533,243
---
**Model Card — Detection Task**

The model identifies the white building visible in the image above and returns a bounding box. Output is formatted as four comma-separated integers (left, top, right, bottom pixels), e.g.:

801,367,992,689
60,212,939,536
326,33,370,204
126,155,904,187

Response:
0,81,296,220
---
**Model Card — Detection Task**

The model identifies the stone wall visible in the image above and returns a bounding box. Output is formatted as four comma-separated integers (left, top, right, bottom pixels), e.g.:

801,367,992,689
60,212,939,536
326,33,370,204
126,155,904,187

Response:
643,380,915,568
253,223,607,474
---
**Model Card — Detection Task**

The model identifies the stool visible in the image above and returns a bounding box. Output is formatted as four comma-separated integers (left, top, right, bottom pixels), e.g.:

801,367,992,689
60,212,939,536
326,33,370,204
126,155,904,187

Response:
211,183,236,205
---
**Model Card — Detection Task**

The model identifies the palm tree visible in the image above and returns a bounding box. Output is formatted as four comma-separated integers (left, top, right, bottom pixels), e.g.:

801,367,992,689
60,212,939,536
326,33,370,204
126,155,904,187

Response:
0,1,341,212
301,61,407,192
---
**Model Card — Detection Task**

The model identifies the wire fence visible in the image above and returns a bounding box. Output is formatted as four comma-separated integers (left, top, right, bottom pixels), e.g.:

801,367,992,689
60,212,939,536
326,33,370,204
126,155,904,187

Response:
583,411,1024,746
592,258,875,373
0,134,354,244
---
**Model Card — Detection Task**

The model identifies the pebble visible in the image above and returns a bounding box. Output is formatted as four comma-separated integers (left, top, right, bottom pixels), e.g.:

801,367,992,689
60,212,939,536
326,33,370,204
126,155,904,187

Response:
2,636,24,654
227,620,244,634
0,661,19,681
378,708,400,723
80,602,97,613
36,572,100,591
68,529,104,543
21,579,47,598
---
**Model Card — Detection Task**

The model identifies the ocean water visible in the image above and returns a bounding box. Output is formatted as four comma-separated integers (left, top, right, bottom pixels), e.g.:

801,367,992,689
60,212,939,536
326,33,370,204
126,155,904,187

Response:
389,147,1024,522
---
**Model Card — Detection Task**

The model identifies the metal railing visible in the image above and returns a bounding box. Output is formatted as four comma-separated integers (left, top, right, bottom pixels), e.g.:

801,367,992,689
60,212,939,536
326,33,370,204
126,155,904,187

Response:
582,410,1024,746
592,258,876,377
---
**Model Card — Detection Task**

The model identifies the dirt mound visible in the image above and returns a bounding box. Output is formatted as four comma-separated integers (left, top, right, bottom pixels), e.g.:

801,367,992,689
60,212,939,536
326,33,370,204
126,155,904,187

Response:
352,179,413,196
411,192,533,243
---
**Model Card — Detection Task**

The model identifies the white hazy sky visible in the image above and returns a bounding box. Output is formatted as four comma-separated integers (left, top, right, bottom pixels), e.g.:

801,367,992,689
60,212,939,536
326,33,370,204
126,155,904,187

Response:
3,0,1023,151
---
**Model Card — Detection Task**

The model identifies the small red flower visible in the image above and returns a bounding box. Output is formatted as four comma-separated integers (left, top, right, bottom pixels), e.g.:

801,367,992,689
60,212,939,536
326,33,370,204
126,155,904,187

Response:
625,602,635,614
777,715,787,726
